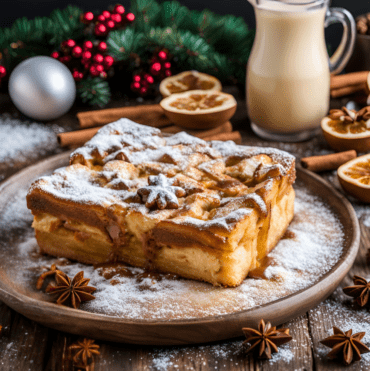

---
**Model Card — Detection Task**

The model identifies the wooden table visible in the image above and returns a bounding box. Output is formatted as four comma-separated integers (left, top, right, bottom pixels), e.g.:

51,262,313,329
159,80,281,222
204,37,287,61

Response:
0,92,368,371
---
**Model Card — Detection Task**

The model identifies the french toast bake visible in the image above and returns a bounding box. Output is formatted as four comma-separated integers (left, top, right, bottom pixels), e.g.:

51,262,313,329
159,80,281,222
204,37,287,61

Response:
27,119,296,287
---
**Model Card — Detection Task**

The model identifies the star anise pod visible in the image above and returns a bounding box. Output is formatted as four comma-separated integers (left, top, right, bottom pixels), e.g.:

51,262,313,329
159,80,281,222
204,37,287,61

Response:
242,319,292,359
137,174,186,210
320,326,370,365
69,338,100,368
46,271,96,309
343,275,370,307
329,106,370,124
36,264,61,290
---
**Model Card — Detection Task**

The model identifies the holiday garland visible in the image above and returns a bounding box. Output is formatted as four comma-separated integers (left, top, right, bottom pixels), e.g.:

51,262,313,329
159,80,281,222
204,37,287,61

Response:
0,0,254,107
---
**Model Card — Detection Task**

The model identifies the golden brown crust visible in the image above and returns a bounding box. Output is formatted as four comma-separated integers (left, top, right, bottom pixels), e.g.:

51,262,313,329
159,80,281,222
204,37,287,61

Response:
27,119,296,286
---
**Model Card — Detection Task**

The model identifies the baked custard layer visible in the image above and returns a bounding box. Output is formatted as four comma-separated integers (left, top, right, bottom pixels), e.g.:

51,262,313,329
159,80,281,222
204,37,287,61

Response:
27,119,296,287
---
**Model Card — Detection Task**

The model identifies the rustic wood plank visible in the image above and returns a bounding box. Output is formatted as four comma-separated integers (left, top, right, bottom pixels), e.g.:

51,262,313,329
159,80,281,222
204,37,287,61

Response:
0,305,50,371
308,222,370,371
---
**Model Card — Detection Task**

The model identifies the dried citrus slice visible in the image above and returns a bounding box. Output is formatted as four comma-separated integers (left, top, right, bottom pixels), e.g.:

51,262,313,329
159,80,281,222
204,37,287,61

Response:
321,107,370,152
159,71,222,97
160,90,237,129
337,153,370,202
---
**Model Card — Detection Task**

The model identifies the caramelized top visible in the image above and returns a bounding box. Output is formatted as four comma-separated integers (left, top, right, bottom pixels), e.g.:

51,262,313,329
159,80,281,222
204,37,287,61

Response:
28,119,295,232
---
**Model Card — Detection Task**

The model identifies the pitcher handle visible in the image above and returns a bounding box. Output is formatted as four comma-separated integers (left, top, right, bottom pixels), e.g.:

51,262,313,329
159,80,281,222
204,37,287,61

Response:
325,8,356,75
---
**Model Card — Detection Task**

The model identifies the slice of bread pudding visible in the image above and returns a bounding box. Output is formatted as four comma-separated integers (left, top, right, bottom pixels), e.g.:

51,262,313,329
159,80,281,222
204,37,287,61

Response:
27,119,295,287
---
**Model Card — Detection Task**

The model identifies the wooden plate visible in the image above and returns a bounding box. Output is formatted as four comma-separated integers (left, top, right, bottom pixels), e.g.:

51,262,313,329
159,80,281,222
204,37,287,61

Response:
0,152,360,345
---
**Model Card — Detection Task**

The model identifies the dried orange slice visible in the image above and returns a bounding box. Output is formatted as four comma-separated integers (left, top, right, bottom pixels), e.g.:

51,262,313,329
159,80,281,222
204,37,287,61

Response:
159,71,222,97
160,90,237,129
321,107,370,152
338,153,370,202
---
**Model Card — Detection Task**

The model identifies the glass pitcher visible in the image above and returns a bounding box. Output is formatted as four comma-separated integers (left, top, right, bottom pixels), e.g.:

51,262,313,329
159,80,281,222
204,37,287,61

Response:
246,0,355,142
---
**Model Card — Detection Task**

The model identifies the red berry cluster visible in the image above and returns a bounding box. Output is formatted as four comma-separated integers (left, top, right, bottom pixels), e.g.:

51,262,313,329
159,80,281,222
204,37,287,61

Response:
81,4,135,37
0,65,6,85
51,39,114,81
150,50,172,78
130,73,155,97
130,50,172,96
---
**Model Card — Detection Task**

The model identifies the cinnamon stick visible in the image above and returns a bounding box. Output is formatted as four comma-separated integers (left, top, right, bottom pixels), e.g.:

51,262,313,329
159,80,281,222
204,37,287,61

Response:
301,150,357,172
57,127,101,147
58,123,239,147
330,71,370,90
77,104,171,129
330,83,368,98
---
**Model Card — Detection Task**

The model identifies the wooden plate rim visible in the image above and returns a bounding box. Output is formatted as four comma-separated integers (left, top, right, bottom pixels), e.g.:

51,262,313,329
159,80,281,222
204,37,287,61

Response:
0,152,360,342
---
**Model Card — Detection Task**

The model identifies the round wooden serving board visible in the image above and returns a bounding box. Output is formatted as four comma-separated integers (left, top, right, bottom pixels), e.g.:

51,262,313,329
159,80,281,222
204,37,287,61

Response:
0,152,360,345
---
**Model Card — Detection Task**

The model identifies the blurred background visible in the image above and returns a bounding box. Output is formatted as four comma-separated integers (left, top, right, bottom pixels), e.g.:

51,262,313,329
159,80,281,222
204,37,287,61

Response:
0,0,369,28
0,0,368,50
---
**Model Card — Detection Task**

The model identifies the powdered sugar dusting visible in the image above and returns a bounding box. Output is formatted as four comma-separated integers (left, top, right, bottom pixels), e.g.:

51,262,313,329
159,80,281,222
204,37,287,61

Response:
0,115,57,163
0,180,345,320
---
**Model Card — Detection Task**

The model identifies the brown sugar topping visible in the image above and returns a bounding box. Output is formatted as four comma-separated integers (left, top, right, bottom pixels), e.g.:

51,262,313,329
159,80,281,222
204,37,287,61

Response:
166,73,215,94
169,94,226,111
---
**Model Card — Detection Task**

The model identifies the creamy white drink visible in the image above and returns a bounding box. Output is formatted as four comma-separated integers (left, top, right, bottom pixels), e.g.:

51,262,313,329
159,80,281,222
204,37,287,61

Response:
247,1,330,136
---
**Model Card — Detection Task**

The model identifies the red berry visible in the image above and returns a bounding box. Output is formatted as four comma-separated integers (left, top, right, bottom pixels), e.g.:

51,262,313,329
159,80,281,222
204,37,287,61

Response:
83,11,94,23
97,41,107,52
72,46,83,58
82,50,92,60
83,62,91,70
95,23,107,36
126,13,135,22
83,40,93,50
165,69,172,77
72,70,83,81
97,15,106,22
150,62,162,75
103,55,114,68
95,64,105,73
102,10,111,19
140,80,149,88
106,20,116,29
0,66,6,78
130,81,141,92
114,4,125,14
93,54,104,63
89,65,100,77
133,74,141,82
111,13,122,23
66,39,76,48
158,51,167,60
51,51,59,59
59,55,71,63
164,62,171,69
144,74,154,84
140,86,148,96
100,71,108,79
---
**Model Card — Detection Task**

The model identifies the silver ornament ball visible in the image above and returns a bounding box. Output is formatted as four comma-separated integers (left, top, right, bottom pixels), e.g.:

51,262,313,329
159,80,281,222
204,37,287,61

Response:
9,56,76,121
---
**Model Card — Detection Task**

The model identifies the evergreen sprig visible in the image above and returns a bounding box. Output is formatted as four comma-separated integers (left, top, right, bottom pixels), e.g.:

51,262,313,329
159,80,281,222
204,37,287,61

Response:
107,0,254,83
77,77,111,107
0,0,254,107
0,5,83,71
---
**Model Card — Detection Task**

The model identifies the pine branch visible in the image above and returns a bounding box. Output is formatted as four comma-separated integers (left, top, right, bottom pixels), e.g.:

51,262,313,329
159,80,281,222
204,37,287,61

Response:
107,28,145,61
77,77,111,107
0,6,83,71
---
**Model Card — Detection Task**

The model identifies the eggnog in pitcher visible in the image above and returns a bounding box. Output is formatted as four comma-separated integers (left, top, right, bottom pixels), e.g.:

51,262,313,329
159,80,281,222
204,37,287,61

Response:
247,1,330,137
